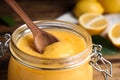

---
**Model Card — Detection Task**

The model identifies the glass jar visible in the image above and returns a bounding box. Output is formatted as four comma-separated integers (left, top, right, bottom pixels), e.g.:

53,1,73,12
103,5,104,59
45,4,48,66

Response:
0,20,112,80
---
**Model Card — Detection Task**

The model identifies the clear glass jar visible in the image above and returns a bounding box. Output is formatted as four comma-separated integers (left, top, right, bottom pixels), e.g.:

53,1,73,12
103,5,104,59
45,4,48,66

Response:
0,20,112,80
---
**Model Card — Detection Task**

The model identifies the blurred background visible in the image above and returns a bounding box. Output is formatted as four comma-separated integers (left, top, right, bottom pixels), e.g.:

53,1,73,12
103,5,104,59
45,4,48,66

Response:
0,0,75,33
0,0,120,80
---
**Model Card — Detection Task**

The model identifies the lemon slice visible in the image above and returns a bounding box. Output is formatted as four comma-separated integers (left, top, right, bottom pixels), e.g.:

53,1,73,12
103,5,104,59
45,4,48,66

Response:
79,13,108,35
108,23,120,48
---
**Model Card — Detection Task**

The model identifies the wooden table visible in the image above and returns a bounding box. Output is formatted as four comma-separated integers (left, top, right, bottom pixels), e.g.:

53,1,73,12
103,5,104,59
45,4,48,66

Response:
0,0,120,80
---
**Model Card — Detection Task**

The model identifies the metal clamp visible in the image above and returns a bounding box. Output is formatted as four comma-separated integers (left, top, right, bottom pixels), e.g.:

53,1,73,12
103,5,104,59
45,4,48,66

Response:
90,44,112,80
0,33,11,57
0,34,113,80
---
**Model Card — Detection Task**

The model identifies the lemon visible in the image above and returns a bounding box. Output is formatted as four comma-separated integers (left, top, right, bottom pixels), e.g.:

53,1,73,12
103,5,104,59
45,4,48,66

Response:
80,0,97,1
76,0,97,2
108,23,120,49
73,1,104,18
98,0,120,13
79,13,108,35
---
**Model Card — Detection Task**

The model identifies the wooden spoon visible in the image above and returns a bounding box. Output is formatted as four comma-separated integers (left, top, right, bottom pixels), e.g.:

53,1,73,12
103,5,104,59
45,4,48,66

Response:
5,0,58,53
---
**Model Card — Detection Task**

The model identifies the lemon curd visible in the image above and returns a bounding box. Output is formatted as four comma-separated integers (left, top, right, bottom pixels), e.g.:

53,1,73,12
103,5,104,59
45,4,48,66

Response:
8,20,93,80
17,29,86,58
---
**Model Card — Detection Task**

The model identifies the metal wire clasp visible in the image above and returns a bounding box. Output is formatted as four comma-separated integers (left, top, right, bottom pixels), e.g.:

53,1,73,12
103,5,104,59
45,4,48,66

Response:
0,33,11,58
90,44,112,80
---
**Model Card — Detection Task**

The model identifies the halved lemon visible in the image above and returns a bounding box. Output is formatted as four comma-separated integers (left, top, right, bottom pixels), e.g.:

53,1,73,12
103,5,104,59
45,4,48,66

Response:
108,23,120,49
78,13,108,35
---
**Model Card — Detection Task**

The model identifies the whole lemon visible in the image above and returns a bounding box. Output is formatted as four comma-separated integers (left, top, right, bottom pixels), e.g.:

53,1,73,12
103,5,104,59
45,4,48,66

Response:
79,0,97,1
98,0,120,13
73,1,104,18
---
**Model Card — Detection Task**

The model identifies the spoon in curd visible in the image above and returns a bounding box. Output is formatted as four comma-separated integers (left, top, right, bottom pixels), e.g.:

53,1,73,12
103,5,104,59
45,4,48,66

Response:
5,0,58,53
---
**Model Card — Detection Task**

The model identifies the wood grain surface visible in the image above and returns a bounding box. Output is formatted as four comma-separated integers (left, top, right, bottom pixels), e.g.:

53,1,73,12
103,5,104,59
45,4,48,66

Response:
0,0,120,80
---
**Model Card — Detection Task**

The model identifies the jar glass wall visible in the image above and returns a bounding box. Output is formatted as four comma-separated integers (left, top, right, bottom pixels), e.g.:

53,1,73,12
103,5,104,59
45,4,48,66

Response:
8,20,93,80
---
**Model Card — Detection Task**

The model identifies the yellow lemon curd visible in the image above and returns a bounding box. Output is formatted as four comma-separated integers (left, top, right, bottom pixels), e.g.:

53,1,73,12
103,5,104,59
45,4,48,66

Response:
8,28,93,80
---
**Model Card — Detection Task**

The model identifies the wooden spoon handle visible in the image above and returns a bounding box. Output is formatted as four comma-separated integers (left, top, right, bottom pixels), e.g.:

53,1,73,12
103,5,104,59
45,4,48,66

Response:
5,0,40,33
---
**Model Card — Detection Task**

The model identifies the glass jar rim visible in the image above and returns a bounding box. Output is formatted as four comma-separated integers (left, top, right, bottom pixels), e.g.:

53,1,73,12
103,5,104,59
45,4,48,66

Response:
10,20,92,70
